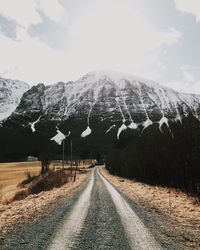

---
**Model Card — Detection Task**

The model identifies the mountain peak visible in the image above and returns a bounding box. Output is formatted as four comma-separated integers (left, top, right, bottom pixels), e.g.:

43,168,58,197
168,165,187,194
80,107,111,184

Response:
78,70,165,90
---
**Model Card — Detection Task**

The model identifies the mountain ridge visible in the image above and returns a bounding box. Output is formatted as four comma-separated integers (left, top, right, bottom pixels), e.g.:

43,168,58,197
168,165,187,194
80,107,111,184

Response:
7,70,200,138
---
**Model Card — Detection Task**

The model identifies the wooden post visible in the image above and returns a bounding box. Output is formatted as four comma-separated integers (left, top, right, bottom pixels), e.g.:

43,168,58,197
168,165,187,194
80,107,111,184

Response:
73,160,78,182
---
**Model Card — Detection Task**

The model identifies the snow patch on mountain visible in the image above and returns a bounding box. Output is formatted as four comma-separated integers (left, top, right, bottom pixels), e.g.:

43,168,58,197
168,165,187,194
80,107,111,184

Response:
128,122,138,130
7,70,200,140
117,123,127,139
81,126,92,138
30,116,41,132
158,116,169,132
106,124,116,133
51,128,66,145
0,77,29,120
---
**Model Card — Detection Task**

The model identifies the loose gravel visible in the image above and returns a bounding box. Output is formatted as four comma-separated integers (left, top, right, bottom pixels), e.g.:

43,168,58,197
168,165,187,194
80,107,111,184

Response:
1,166,183,250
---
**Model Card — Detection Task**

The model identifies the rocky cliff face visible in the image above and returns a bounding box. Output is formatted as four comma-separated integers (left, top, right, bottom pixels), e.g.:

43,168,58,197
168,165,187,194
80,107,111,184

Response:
10,70,200,140
0,77,29,121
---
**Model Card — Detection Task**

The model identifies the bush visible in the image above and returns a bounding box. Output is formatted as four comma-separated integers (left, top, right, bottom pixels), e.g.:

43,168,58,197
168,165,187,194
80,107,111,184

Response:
28,170,70,194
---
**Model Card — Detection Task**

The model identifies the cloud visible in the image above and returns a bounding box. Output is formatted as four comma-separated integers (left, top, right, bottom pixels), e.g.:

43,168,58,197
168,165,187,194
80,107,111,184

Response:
36,0,65,22
0,0,181,86
163,64,200,94
0,0,65,28
65,0,181,79
0,0,41,28
180,65,195,82
0,28,66,84
164,80,200,94
174,0,200,22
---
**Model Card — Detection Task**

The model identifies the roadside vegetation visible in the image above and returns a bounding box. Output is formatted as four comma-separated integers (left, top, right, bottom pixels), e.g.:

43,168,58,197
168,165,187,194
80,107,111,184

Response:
102,167,200,249
0,160,94,205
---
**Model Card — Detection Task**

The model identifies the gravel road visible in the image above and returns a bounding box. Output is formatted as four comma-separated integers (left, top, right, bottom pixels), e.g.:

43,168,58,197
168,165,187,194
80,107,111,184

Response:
2,166,163,250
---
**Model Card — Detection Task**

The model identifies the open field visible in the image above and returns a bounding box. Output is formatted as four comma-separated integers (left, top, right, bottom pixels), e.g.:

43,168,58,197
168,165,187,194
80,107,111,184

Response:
0,161,41,204
0,166,91,233
0,160,95,204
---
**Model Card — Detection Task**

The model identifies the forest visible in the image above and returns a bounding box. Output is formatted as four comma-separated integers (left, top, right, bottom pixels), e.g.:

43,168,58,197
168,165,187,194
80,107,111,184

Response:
1,113,200,194
106,114,200,195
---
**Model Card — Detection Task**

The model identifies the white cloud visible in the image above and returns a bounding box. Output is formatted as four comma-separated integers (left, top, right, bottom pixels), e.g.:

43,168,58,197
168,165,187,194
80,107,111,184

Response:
174,0,200,22
0,0,181,86
36,0,65,22
65,0,181,79
0,0,42,28
164,80,200,94
180,65,195,82
163,65,200,94
0,0,65,28
0,28,66,84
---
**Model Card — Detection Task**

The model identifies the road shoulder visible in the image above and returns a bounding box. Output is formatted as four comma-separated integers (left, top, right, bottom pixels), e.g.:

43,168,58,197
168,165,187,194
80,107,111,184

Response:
101,166,200,249
0,168,91,249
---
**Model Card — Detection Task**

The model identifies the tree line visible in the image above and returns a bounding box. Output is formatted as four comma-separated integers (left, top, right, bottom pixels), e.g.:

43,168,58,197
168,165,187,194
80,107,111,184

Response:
106,115,200,195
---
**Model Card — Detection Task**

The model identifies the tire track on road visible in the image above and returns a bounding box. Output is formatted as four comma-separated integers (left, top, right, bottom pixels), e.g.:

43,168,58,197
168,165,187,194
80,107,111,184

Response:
48,168,95,250
98,167,162,250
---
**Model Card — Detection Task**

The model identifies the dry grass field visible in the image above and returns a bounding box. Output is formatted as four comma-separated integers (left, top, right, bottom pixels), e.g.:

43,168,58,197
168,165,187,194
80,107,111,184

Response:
0,160,95,204
0,161,41,204
0,163,91,232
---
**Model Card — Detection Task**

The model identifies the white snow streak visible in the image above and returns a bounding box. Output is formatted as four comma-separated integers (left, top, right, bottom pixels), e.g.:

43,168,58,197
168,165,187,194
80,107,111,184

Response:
30,116,41,132
142,119,153,132
87,105,93,125
158,116,169,132
138,84,153,132
115,80,134,124
115,97,126,123
106,124,116,133
117,123,127,139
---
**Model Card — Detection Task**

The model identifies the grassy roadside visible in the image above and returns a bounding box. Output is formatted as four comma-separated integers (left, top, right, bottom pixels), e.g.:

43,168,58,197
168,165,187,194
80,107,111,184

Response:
0,165,91,233
0,161,41,204
101,166,200,249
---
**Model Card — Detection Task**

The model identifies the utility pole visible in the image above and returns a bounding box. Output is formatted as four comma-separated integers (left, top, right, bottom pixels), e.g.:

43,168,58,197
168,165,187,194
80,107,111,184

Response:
62,139,65,170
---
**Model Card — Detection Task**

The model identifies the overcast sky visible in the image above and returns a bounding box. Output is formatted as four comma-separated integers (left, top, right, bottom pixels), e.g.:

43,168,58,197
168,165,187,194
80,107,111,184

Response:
0,0,200,94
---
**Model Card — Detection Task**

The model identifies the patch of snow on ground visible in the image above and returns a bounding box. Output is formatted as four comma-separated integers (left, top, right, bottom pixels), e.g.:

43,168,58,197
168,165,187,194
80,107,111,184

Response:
51,129,66,145
158,116,169,132
81,126,92,138
142,119,153,131
128,122,138,129
117,124,127,139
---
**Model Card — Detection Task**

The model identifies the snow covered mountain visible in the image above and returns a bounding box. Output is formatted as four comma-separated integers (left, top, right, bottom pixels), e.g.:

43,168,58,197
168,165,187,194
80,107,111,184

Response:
0,77,29,121
10,70,200,140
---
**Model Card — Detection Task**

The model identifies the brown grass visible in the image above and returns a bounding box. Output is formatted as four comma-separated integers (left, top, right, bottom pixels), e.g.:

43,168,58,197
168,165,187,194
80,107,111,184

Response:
0,167,91,233
0,161,40,204
13,169,72,201
101,167,200,249
0,161,93,204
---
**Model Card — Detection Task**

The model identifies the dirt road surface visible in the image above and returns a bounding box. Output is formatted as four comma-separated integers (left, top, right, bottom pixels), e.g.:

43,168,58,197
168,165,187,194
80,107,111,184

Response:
1,167,169,249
